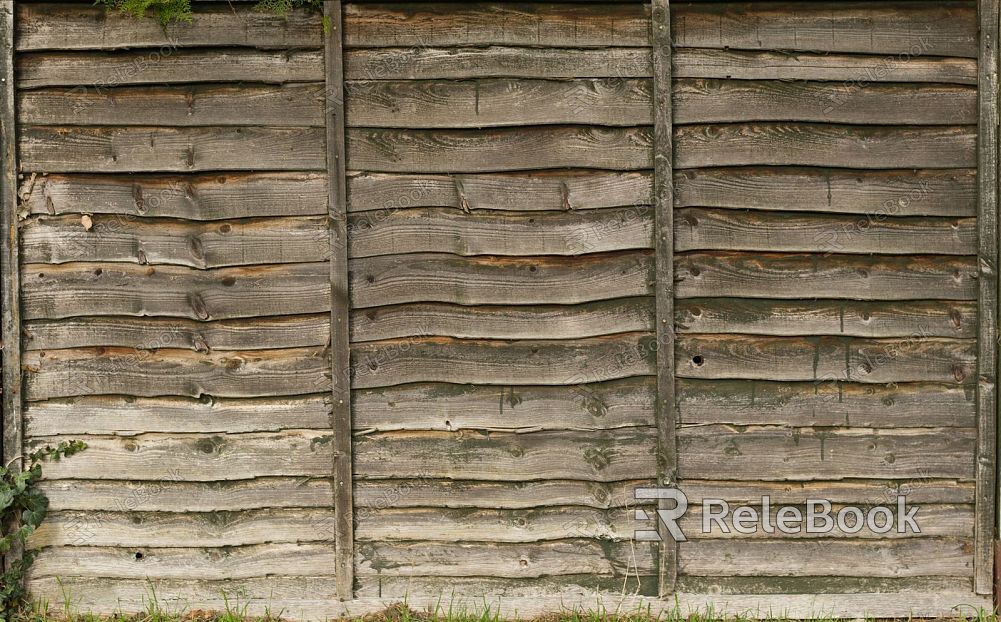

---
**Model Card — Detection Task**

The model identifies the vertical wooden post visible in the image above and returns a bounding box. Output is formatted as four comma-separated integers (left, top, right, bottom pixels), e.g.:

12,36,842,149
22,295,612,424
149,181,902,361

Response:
650,0,677,598
976,0,1000,597
1,2,20,471
324,0,354,602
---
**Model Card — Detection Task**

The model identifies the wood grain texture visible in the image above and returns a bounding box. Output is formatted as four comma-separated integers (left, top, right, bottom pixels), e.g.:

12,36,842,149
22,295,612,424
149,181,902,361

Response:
19,84,326,127
675,208,976,255
17,50,324,88
348,207,652,258
346,127,652,173
342,3,650,48
350,334,655,389
676,299,977,338
675,253,977,301
22,262,330,321
677,379,976,428
28,431,335,481
675,335,975,384
678,425,976,481
351,299,654,342
347,171,652,213
16,3,322,50
674,1,977,57
25,394,330,436
21,215,328,267
674,168,976,217
355,429,657,482
20,173,328,220
345,46,651,80
353,377,655,432
674,124,975,170
20,126,326,173
350,252,653,308
345,79,652,128
674,48,978,84
24,346,330,400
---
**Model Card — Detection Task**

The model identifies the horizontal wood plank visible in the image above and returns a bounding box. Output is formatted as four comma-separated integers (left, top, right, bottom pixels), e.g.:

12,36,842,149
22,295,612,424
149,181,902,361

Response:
676,253,977,301
350,252,653,308
22,262,330,320
20,126,326,173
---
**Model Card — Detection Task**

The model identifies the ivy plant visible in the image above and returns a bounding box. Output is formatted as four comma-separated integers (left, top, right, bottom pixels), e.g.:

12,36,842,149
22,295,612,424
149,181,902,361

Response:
0,441,87,622
96,0,324,26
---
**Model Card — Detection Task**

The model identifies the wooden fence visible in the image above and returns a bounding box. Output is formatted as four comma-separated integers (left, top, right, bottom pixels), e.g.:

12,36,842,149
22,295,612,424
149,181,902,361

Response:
0,0,998,618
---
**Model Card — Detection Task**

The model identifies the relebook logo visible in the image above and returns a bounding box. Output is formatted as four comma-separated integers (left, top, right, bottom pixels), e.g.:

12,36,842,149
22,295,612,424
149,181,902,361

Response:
633,488,920,541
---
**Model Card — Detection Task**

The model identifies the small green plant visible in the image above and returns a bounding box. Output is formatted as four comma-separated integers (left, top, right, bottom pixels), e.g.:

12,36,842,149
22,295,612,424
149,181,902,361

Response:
0,440,87,622
95,0,323,26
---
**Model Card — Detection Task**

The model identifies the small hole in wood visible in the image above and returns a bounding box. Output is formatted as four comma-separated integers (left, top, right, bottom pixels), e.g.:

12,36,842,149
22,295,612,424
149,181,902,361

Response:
692,355,705,366
134,552,144,561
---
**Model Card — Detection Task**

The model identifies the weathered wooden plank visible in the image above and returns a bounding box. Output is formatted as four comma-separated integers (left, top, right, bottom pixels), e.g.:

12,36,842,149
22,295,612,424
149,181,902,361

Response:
21,262,330,321
678,426,976,481
676,576,976,596
675,79,977,125
325,0,354,600
26,314,330,352
39,478,336,512
24,346,330,400
674,168,976,217
351,299,654,342
345,78,652,128
354,378,654,432
676,299,977,338
25,394,330,436
347,127,652,173
21,215,328,267
674,2,977,57
345,47,651,80
350,334,655,389
676,335,976,384
17,50,325,88
349,207,652,258
674,49,978,84
29,544,337,580
343,3,650,48
347,171,652,213
678,379,975,427
675,124,975,170
973,0,999,594
20,173,328,220
16,4,322,50
30,509,339,548
20,126,326,173
350,252,653,308
675,253,977,301
675,209,976,255
18,84,326,127
355,429,657,482
680,539,974,578
28,432,334,481
357,540,654,578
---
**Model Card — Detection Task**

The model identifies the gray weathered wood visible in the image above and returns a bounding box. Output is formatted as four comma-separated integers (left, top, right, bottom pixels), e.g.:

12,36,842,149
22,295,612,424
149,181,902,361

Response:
675,124,975,170
21,173,328,220
347,127,652,173
677,379,976,428
350,334,655,389
20,126,326,173
675,209,976,255
17,50,324,88
24,346,330,400
22,262,330,321
21,215,328,268
19,84,326,127
351,252,652,308
676,253,977,300
678,425,976,481
674,168,976,217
